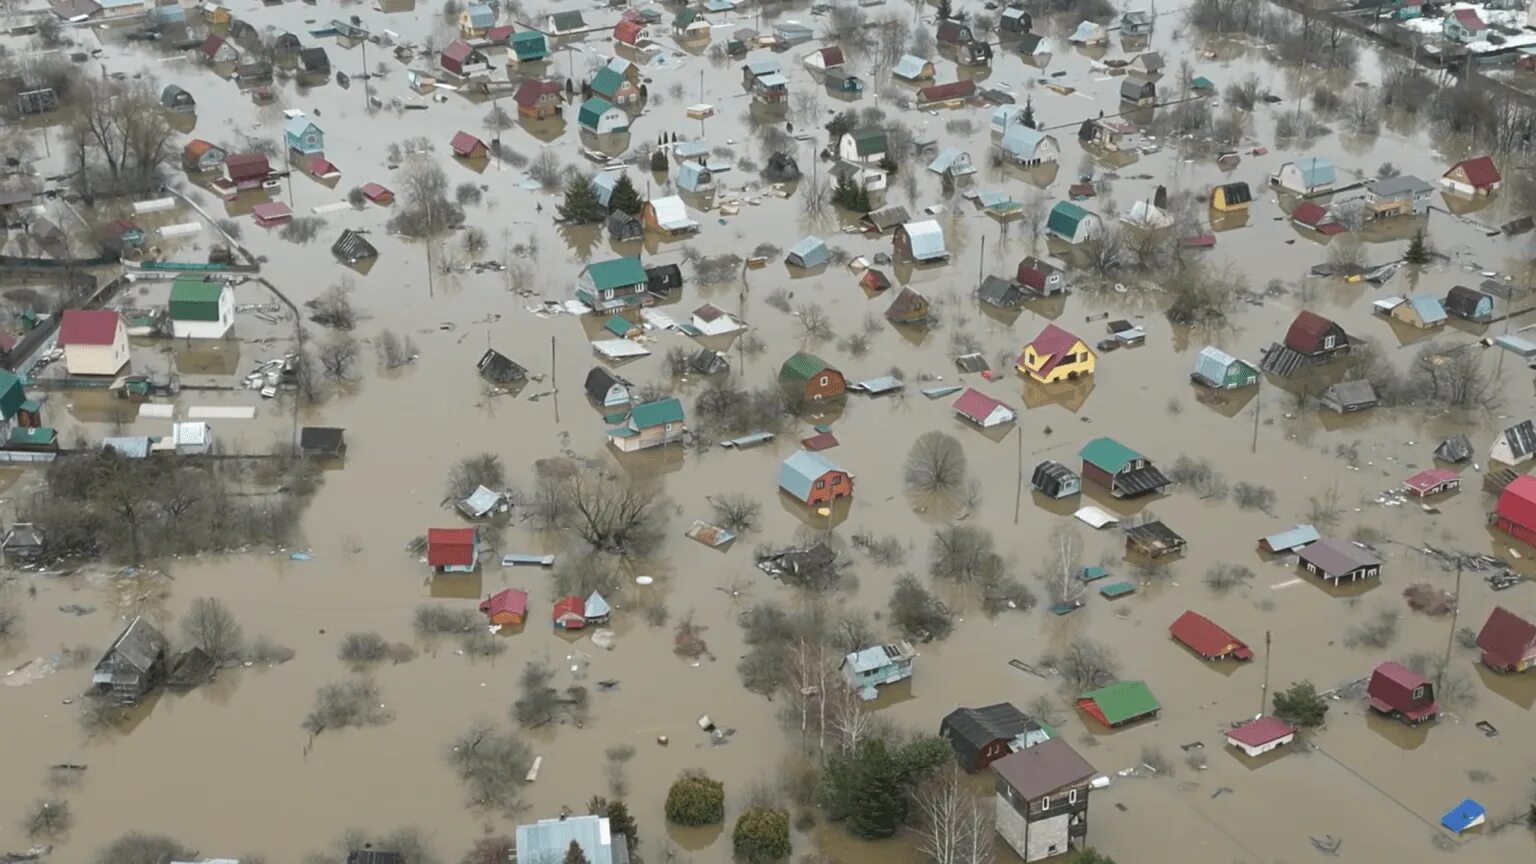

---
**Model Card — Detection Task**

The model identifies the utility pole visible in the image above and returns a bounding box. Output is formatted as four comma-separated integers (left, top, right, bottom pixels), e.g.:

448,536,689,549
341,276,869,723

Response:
977,234,985,297
283,140,294,207
1012,425,1023,525
1251,384,1261,453
1439,559,1462,693
550,335,559,424
1260,630,1272,715
360,34,371,108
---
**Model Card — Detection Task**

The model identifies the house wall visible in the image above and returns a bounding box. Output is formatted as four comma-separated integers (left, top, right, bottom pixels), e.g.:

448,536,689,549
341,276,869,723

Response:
64,337,129,376
801,370,846,401
172,290,234,339
1081,462,1113,490
1231,732,1293,757
805,470,852,505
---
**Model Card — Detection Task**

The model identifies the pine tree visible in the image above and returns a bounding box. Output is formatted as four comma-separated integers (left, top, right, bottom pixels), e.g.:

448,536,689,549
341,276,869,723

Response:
832,176,870,213
847,740,907,839
1404,228,1430,265
557,175,607,224
936,0,953,21
609,173,645,215
1022,96,1036,130
607,800,639,847
564,839,589,864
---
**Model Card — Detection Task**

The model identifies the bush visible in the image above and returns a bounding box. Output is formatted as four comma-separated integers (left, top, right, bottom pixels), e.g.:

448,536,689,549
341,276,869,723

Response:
665,772,725,826
733,807,791,863
1273,681,1327,726
889,575,953,641
338,631,389,665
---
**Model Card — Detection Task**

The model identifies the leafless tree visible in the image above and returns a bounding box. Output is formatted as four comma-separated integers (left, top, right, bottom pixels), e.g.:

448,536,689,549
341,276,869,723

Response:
66,78,174,198
447,721,534,812
796,303,835,340
783,636,835,751
0,602,19,639
911,766,995,864
904,432,968,494
1409,343,1500,410
1345,90,1380,136
930,525,1005,585
1326,236,1367,272
308,278,358,330
534,460,668,555
1050,639,1119,689
376,329,418,369
1021,194,1047,251
1204,563,1255,594
338,631,390,666
181,596,244,661
1037,524,1084,608
793,88,822,126
317,332,361,381
88,833,192,864
25,799,72,839
711,494,762,534
302,678,393,737
800,167,831,216
826,680,881,754
446,453,506,499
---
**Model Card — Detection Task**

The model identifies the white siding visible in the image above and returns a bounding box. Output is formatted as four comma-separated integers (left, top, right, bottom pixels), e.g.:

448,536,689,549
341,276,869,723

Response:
64,336,129,376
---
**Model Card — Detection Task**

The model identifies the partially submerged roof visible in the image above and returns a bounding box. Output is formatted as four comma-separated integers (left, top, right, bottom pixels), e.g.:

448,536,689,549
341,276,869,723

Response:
1078,680,1159,726
1298,538,1381,575
1079,437,1140,472
779,449,846,499
991,737,1095,800
1226,716,1296,748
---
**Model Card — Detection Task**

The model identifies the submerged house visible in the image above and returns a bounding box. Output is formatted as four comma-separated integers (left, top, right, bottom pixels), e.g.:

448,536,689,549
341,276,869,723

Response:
1018,324,1094,384
1045,202,1103,244
1169,611,1252,661
92,616,168,704
941,703,1054,772
642,196,699,236
440,40,491,77
1440,155,1500,196
578,98,629,134
778,449,853,506
1367,661,1439,726
477,348,527,385
1119,75,1156,105
779,352,845,401
1031,460,1080,498
1320,379,1378,414
893,220,948,262
426,528,478,573
1491,420,1536,465
1191,346,1258,389
787,235,829,269
1389,294,1447,329
284,116,324,155
59,309,129,376
515,816,626,864
514,79,564,119
182,139,227,173
1366,174,1433,218
892,54,936,81
918,80,977,107
953,388,1016,428
1273,158,1335,195
1285,310,1349,358
839,128,888,164
1225,717,1298,758
479,589,529,627
840,641,917,700
885,287,932,324
169,278,234,339
1077,681,1159,727
1016,257,1066,296
991,738,1096,863
1079,437,1170,499
160,84,196,112
584,367,631,408
608,398,685,452
1444,285,1494,323
1297,538,1381,584
577,257,650,312
332,229,378,266
998,126,1059,167
1475,606,1536,673
1210,181,1251,212
1492,474,1536,545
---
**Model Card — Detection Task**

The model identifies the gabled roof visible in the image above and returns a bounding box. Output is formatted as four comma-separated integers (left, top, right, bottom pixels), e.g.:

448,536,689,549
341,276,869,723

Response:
332,229,377,262
1078,680,1159,725
1404,294,1447,325
1025,322,1084,364
780,351,832,381
1498,474,1536,528
1169,611,1252,660
450,130,486,156
1498,420,1536,461
885,286,929,318
1291,157,1335,188
1450,8,1487,29
584,257,647,290
591,67,625,97
991,737,1095,800
1078,437,1140,473
952,388,1012,424
1447,155,1500,188
100,616,167,675
516,815,622,864
847,128,888,156
514,78,562,107
426,527,476,567
942,703,1040,748
1284,310,1341,352
919,80,976,103
480,588,529,618
899,219,947,260
550,10,586,31
1368,174,1432,199
779,449,846,499
1000,125,1049,156
169,279,225,321
1477,606,1536,667
284,115,319,138
1297,538,1380,576
893,54,932,79
630,397,684,429
59,309,121,346
1226,716,1296,748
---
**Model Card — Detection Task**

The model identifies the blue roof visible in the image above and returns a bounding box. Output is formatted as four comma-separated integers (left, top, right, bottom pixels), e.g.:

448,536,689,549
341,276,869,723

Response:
789,235,828,266
846,645,895,673
1262,524,1320,552
1441,799,1485,834
1000,125,1047,157
467,4,494,26
585,591,611,618
991,104,1025,129
284,116,319,138
677,162,709,190
744,59,780,77
755,73,789,89
928,147,974,175
1296,157,1335,188
1193,346,1255,385
674,139,711,158
592,171,622,207
778,449,844,499
1407,294,1447,325
893,54,929,78
516,816,624,864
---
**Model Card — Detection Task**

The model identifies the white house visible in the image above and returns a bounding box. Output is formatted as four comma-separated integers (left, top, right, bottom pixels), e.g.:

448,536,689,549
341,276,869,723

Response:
1224,716,1297,758
1272,158,1336,195
953,388,1017,428
172,421,212,455
831,161,888,193
998,126,1059,167
59,309,129,376
169,279,235,339
838,129,887,164
691,304,745,336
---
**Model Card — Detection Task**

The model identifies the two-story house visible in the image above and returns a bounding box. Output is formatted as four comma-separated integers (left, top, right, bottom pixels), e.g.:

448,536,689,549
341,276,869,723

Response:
992,738,1097,862
1365,174,1433,219
577,257,650,312
1017,323,1094,383
607,398,685,452
838,129,887,164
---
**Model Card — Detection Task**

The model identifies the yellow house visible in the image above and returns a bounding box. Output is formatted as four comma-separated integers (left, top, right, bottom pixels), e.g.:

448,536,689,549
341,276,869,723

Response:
1017,323,1095,383
1210,181,1251,212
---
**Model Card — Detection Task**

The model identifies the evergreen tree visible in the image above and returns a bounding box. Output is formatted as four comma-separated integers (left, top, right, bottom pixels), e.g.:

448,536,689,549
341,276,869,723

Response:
832,176,870,213
557,175,607,224
609,173,645,215
936,0,953,21
651,149,669,173
607,800,639,847
1273,681,1328,727
847,740,907,839
1404,228,1430,264
1022,96,1036,130
564,840,589,864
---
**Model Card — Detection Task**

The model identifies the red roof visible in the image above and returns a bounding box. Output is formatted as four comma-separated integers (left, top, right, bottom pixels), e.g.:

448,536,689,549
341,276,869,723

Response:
1169,610,1253,661
919,80,976,103
183,139,218,159
1450,9,1486,30
614,19,644,44
442,40,475,62
485,25,514,43
1290,201,1329,226
514,78,563,107
801,431,838,451
953,388,1009,424
451,131,486,157
621,8,644,22
552,595,586,628
199,35,227,58
1448,155,1500,189
58,309,121,346
480,588,529,618
1403,468,1457,494
1226,716,1297,748
1016,261,1046,290
1366,661,1439,719
1284,310,1338,353
307,156,339,177
1477,606,1536,669
1496,475,1536,532
361,182,393,202
251,202,292,222
1021,323,1084,376
426,527,476,567
819,46,845,67
225,153,271,182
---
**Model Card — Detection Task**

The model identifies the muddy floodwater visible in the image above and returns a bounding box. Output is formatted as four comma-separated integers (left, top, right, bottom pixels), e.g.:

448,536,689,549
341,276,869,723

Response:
3,0,1536,862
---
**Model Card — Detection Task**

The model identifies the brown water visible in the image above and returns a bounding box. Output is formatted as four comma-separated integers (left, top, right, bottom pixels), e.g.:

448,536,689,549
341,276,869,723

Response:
3,3,1536,863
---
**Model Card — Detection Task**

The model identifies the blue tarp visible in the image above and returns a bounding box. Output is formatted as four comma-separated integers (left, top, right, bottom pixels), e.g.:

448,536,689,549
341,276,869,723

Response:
1441,799,1485,834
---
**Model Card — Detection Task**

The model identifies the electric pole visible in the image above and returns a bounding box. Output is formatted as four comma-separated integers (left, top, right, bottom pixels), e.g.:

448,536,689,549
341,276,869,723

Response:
1260,630,1272,715
1439,559,1462,693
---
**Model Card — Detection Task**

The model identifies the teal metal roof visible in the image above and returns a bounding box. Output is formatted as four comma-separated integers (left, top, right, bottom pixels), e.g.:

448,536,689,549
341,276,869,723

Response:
1079,437,1141,473
583,257,646,290
630,397,684,428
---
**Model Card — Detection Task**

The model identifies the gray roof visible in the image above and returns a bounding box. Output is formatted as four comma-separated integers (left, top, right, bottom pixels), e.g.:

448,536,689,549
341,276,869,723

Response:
1000,125,1049,157
1322,379,1377,408
893,54,930,79
102,436,153,458
1298,538,1381,576
900,220,947,260
1262,524,1319,552
778,449,844,499
1368,174,1432,199
842,641,914,673
516,816,627,864
992,737,1096,801
788,235,828,266
98,616,167,676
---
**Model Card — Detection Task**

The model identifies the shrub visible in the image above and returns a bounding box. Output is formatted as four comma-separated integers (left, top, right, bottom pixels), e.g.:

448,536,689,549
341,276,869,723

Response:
733,807,791,863
665,772,725,826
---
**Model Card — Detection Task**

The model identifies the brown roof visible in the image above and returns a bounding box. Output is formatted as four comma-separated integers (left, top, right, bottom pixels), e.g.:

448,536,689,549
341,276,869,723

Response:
918,80,976,103
1297,538,1380,576
514,79,562,107
1476,606,1536,668
990,737,1095,800
1283,310,1340,353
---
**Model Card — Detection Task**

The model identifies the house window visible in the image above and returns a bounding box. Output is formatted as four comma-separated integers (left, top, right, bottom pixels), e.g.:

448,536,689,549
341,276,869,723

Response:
1412,685,1425,700
1040,796,1050,811
664,423,673,432
815,479,825,490
819,375,829,386
1323,335,1336,350
1068,789,1078,804
602,288,614,300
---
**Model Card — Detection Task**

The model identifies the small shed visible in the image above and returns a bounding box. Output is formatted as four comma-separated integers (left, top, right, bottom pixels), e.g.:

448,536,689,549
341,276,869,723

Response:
1366,661,1439,725
160,84,196,112
979,276,1025,309
578,98,629,134
952,388,1016,428
1079,437,1169,499
1076,681,1159,728
477,348,527,384
450,130,488,159
479,589,529,626
1403,468,1459,497
677,162,712,193
1274,158,1336,195
299,427,346,458
585,368,631,407
1475,606,1536,673
940,703,1054,772
1442,801,1486,835
1444,286,1494,323
1031,461,1080,498
552,596,587,629
1225,717,1297,758
892,54,936,81
1390,294,1447,329
427,527,478,572
1191,346,1258,389
840,641,916,699
584,591,612,624
1125,521,1185,558
1435,434,1473,464
894,220,948,262
1320,379,1377,414
1119,75,1156,105
787,235,829,268
1492,420,1536,465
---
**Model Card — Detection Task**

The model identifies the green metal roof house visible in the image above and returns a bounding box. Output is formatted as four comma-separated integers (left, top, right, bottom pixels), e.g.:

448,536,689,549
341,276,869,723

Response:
1079,437,1170,498
511,31,548,62
608,397,685,452
578,97,628,134
0,369,25,422
1076,680,1160,727
780,351,846,402
839,129,888,162
1191,346,1258,390
548,10,587,34
1046,201,1104,244
168,277,234,339
577,257,650,312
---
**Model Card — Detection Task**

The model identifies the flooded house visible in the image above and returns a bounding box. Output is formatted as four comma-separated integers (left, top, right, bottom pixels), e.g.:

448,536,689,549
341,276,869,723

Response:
742,59,781,87
298,427,347,459
284,116,324,155
690,304,743,336
1443,8,1490,42
459,3,493,38
1017,324,1094,383
672,8,711,41
893,220,948,262
92,616,168,704
426,528,478,573
578,97,628,134
1031,460,1080,498
640,196,698,235
1124,520,1185,558
516,815,628,864
478,589,528,627
927,147,976,178
1068,21,1107,44
1389,294,1447,329
552,596,586,629
1000,7,1033,33
1079,117,1140,152
59,310,128,376
1169,611,1253,662
825,68,865,94
998,126,1059,167
332,229,378,266
1078,437,1170,499
450,131,488,159
1440,155,1500,195
547,10,587,35
1434,434,1473,464
584,367,631,408
840,641,916,700
1402,468,1459,497
1490,420,1536,465
918,79,977,107
779,352,845,401
1444,285,1494,322
608,398,685,452
1289,201,1344,234
1365,175,1433,218
1210,181,1251,212
440,40,490,76
1045,201,1103,244
953,388,1016,429
1475,606,1536,672
1492,474,1536,544
774,20,814,46
1272,157,1336,195
979,276,1026,309
1224,717,1297,758
510,30,548,63
577,257,650,312
804,46,844,70
181,139,227,173
991,738,1096,863
1366,661,1439,726
1191,346,1258,389
778,449,853,506
941,703,1054,772
1297,538,1381,584
298,46,330,76
646,263,684,297
591,63,641,105
168,278,234,339
751,72,789,104
1,523,44,564
938,20,992,65
1077,680,1159,728
676,162,712,193
893,54,936,81
1284,310,1349,358
476,349,527,385
1016,257,1066,296
1121,8,1155,35
614,15,647,47
831,160,888,193
786,235,829,268
1016,33,1052,58
159,84,195,112
1131,52,1164,75
862,205,909,234
838,128,888,164
513,79,563,119
885,287,932,324
101,218,146,252
1320,379,1378,414
1118,75,1156,105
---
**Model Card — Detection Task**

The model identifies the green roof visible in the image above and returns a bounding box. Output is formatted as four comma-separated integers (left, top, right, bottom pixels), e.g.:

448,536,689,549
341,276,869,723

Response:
578,96,617,128
1079,437,1140,472
0,369,23,421
630,397,684,428
590,67,624,98
673,8,697,26
7,426,55,447
779,351,830,382
1080,680,1159,725
512,31,547,60
551,11,585,31
603,315,634,337
169,278,225,321
583,257,646,291
1047,201,1091,237
850,128,887,156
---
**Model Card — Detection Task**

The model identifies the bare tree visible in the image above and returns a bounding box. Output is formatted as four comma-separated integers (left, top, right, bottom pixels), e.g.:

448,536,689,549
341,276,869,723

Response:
1409,343,1500,410
1021,194,1047,251
446,721,534,812
376,329,418,369
181,597,244,661
534,459,668,555
930,525,1005,585
904,432,968,494
25,799,72,839
446,453,506,499
66,78,174,197
308,278,358,330
1050,639,1119,690
317,332,361,381
302,678,393,737
1037,524,1084,608
827,680,881,754
911,766,994,864
0,602,19,639
796,303,835,340
338,631,390,666
711,494,762,534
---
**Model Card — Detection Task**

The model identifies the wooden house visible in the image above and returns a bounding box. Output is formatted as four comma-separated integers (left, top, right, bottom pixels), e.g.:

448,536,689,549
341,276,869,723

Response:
584,368,631,408
1320,379,1378,414
1367,661,1439,725
1119,75,1156,105
1017,323,1094,383
459,3,494,38
884,287,932,324
1444,285,1494,323
640,196,698,235
840,641,916,700
332,229,378,265
92,616,167,704
838,128,888,164
284,116,324,155
479,588,529,626
998,126,1059,167
477,348,527,385
1045,202,1103,244
513,79,563,119
893,220,949,262
941,703,1054,773
1169,611,1252,661
450,130,488,159
1440,155,1500,196
1125,521,1185,558
1475,606,1536,673
1078,437,1170,499
1389,294,1447,329
607,398,685,452
547,11,586,36
577,257,649,312
1272,158,1335,195
1031,461,1080,498
1015,257,1065,296
182,139,227,173
1491,420,1536,465
1284,311,1348,358
440,40,490,77
1492,474,1536,546
779,352,845,401
1443,8,1489,43
991,738,1095,863
1365,174,1433,218
893,54,937,81
1297,538,1380,584
779,449,853,506
1191,346,1258,389
509,31,548,64
426,528,478,573
917,80,977,108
